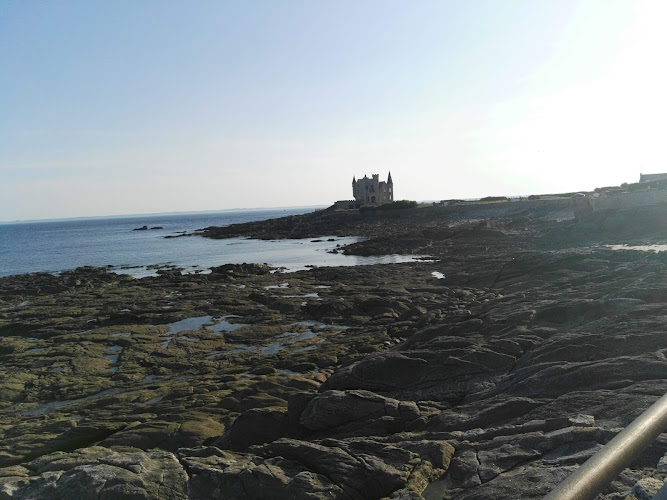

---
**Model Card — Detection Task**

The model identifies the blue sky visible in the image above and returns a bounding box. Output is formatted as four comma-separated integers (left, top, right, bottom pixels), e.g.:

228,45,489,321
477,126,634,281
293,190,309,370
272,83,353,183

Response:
2,0,666,220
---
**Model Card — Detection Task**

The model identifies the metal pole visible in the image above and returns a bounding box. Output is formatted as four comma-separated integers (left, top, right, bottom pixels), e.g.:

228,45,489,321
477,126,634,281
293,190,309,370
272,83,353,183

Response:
544,392,667,500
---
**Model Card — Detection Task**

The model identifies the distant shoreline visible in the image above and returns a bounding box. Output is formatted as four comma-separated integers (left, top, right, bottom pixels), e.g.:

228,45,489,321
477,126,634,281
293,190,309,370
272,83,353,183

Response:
0,205,328,226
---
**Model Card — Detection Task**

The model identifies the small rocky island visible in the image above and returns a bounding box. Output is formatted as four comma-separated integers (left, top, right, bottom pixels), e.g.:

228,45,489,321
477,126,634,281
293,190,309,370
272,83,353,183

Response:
0,196,666,499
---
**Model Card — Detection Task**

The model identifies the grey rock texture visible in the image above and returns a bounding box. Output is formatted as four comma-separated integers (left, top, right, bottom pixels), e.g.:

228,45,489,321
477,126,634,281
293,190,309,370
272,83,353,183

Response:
1,201,666,498
0,447,188,500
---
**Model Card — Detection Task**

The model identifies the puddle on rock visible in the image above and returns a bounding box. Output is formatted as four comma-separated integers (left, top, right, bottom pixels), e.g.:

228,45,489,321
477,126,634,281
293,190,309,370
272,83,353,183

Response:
160,316,215,349
257,329,321,355
264,283,289,290
111,332,132,338
164,316,213,334
285,293,320,299
606,244,667,253
207,315,248,334
261,343,283,355
432,271,445,279
221,323,345,357
106,345,122,369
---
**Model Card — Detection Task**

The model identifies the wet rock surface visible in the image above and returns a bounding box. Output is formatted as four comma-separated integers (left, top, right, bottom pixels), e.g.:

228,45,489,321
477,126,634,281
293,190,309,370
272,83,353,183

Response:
1,201,666,498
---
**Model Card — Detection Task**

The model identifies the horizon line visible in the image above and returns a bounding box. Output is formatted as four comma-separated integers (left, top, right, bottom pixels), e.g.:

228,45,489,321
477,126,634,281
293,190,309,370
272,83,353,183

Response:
0,204,330,225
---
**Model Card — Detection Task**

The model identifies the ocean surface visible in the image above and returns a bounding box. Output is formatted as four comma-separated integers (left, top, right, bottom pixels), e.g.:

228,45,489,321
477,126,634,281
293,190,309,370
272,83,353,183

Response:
0,208,422,278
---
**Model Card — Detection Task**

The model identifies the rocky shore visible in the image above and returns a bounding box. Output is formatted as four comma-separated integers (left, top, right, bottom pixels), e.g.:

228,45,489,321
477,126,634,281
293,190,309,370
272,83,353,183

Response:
0,201,666,499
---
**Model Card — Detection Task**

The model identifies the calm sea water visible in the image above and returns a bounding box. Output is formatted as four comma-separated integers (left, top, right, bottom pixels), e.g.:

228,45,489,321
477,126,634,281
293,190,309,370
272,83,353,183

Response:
0,208,421,278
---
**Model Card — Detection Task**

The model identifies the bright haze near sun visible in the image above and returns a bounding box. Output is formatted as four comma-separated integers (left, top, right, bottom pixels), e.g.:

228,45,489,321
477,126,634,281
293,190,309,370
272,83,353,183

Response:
1,0,666,221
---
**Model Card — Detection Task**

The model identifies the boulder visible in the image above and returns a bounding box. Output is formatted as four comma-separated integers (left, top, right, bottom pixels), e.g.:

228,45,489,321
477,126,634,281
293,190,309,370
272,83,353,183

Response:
225,407,289,450
323,352,429,392
0,447,187,500
298,389,420,433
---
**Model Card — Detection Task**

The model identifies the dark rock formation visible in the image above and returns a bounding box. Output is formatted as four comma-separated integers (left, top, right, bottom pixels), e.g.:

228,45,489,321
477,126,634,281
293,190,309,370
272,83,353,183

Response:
1,201,666,498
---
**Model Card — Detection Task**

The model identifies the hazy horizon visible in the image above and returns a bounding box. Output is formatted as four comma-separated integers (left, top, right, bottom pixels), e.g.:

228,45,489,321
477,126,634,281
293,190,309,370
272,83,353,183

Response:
0,204,330,225
0,181,600,224
3,1,666,220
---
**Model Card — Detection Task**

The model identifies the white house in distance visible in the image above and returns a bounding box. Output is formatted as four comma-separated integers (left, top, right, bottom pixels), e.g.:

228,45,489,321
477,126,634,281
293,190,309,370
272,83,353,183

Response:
335,172,394,210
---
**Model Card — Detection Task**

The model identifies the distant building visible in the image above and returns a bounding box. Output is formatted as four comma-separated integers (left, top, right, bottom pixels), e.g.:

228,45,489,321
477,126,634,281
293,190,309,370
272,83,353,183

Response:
333,200,358,210
639,173,667,183
352,172,394,206
334,172,394,210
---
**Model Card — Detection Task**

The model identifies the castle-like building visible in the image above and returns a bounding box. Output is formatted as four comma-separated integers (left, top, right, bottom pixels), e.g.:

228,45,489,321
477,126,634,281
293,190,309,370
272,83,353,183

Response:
334,172,394,210
353,172,393,205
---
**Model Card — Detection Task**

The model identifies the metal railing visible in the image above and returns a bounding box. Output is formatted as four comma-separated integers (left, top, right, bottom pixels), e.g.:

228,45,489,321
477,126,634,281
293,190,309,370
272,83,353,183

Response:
544,392,667,500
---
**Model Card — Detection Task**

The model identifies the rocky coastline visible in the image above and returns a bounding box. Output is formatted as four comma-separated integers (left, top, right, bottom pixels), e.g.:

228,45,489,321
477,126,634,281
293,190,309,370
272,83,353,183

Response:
0,200,666,499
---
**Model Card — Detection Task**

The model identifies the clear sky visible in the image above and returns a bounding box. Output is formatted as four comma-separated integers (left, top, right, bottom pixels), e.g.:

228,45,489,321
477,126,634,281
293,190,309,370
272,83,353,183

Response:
2,0,666,221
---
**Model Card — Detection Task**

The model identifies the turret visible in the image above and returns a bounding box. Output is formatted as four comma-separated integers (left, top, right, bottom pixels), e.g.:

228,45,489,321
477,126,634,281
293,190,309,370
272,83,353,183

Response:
352,176,356,185
387,172,393,184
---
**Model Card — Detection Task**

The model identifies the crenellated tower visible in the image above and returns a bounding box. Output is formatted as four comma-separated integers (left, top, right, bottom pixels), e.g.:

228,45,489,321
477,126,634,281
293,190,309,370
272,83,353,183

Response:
351,172,393,206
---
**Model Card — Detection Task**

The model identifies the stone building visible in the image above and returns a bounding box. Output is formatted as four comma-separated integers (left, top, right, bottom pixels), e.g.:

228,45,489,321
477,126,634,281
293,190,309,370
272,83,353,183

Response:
639,173,667,183
334,172,394,210
352,172,393,206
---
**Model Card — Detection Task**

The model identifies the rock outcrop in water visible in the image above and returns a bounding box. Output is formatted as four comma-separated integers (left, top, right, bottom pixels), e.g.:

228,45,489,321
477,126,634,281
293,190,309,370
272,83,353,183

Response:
0,200,666,499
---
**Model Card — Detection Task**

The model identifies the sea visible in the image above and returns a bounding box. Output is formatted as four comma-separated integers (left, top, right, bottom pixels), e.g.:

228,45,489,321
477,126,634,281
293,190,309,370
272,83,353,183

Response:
0,208,422,278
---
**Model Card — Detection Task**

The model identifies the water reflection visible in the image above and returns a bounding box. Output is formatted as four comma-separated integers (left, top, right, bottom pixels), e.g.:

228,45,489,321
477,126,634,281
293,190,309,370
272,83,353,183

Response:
111,236,429,277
